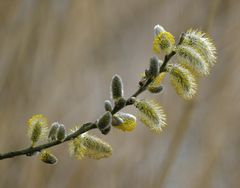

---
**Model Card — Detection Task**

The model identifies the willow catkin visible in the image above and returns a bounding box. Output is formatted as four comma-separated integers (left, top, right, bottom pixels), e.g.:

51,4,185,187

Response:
40,150,58,165
113,112,137,132
27,114,48,145
167,64,197,100
176,44,210,76
183,29,217,67
153,30,175,55
134,99,166,133
68,131,112,160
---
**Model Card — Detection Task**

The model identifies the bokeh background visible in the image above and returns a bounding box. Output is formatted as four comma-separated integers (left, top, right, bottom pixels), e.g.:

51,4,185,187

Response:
0,0,239,187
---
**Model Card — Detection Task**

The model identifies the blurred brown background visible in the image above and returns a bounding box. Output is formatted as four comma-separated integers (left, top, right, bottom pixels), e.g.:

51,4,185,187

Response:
0,0,239,188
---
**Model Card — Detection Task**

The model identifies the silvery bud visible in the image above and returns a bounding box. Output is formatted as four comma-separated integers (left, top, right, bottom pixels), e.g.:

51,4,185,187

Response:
154,24,165,36
112,115,124,126
48,122,60,141
97,112,112,134
111,74,124,101
149,56,160,78
104,100,113,112
57,124,66,142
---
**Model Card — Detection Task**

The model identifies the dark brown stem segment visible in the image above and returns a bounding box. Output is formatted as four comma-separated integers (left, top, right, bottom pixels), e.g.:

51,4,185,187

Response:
0,34,185,161
0,123,97,160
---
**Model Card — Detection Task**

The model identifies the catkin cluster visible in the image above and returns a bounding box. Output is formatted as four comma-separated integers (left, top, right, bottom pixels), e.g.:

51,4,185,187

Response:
24,24,216,164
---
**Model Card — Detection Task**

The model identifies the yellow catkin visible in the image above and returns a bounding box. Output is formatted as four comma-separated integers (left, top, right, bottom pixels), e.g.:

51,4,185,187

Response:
167,64,197,100
134,99,166,133
113,112,137,132
153,31,175,55
81,133,112,159
68,131,112,160
176,44,210,76
40,150,58,165
148,72,166,91
27,114,48,145
68,136,86,159
183,29,217,67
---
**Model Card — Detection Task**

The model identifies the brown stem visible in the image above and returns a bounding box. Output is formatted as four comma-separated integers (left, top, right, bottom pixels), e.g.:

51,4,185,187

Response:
0,123,96,160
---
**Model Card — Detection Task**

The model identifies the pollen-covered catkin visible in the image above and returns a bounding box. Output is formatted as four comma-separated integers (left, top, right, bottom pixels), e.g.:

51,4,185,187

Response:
153,25,175,55
167,64,197,100
176,45,210,76
148,85,163,94
81,133,112,159
183,29,217,67
113,112,137,132
148,72,166,93
31,124,42,145
27,114,48,146
134,99,166,133
68,132,112,160
40,150,58,165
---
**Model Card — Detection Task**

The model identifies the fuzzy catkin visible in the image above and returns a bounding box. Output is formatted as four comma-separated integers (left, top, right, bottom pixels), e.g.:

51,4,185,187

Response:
68,132,112,160
113,112,137,132
183,29,217,67
40,150,58,165
134,99,166,133
176,44,210,76
167,64,197,100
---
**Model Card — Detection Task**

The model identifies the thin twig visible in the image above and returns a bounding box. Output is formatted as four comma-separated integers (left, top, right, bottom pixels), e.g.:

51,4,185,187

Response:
0,122,96,160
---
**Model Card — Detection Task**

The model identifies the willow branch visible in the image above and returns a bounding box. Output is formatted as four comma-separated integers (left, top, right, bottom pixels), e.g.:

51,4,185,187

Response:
0,34,184,161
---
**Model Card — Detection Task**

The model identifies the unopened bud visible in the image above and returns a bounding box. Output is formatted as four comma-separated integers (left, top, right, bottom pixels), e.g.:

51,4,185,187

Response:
104,100,113,112
111,74,124,101
101,126,111,135
115,97,126,108
149,56,160,78
48,122,60,141
97,112,112,134
57,124,66,142
112,115,124,126
154,24,165,36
